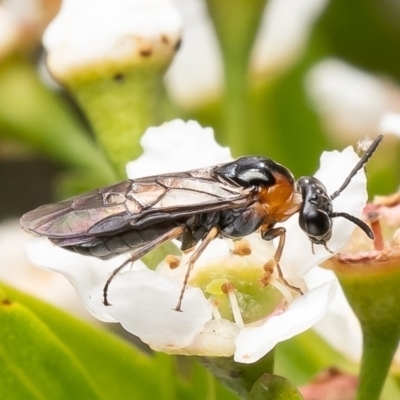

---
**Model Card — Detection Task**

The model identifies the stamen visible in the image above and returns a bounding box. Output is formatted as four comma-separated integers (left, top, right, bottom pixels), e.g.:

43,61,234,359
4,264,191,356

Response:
260,260,275,286
270,280,295,304
164,254,180,269
233,239,252,256
212,303,222,320
221,282,244,328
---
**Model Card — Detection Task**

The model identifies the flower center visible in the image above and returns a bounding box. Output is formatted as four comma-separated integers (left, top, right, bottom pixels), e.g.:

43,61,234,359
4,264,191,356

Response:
190,261,286,325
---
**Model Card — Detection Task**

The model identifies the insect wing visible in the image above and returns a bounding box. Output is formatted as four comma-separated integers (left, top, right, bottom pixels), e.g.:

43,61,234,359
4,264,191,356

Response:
20,181,134,238
20,168,252,240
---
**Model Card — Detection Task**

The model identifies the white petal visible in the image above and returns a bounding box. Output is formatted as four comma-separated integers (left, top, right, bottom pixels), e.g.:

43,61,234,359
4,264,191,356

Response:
126,119,232,178
160,319,240,357
305,59,387,136
380,112,400,137
234,280,337,364
304,267,362,361
280,146,367,278
105,269,212,349
24,238,143,322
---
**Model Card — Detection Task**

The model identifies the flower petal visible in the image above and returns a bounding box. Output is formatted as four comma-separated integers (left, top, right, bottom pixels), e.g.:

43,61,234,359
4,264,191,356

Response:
161,319,240,357
304,267,362,361
379,112,400,137
126,119,232,178
234,280,337,364
306,59,387,137
280,146,367,278
24,237,141,322
105,269,213,349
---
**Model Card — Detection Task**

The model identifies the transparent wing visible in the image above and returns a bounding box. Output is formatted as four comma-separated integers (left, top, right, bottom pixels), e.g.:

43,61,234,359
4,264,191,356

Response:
20,167,252,239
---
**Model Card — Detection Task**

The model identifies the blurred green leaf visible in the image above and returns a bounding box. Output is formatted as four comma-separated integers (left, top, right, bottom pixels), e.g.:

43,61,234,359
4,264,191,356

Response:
0,297,102,400
319,0,400,79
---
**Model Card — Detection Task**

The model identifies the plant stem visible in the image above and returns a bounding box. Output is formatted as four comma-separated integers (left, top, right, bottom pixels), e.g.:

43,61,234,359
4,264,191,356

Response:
200,351,274,398
356,324,400,400
205,0,268,155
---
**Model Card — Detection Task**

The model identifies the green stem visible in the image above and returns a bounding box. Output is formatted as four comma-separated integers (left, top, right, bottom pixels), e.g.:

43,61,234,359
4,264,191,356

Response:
200,351,274,398
356,324,400,400
222,51,249,154
327,257,400,400
205,0,268,155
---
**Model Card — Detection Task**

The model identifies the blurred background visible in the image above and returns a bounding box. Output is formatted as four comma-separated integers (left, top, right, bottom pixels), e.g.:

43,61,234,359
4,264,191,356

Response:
1,0,400,323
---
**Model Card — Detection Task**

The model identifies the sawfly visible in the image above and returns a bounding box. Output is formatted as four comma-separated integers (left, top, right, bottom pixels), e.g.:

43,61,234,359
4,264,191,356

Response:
21,135,383,310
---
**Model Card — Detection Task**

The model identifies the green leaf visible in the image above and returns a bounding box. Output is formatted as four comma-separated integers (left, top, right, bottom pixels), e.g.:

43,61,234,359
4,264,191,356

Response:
249,374,304,400
318,0,400,80
0,297,102,400
0,284,174,399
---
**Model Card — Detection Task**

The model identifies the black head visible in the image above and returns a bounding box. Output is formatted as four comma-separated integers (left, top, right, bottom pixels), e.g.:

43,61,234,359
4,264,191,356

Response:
296,135,383,250
215,156,294,187
297,176,333,246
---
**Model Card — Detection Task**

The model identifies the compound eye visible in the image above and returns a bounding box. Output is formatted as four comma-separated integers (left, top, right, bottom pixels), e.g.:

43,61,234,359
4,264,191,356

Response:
304,210,331,237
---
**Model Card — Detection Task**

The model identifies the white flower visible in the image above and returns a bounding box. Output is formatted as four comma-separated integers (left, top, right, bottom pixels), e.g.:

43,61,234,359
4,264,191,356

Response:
304,266,363,361
24,119,368,363
166,0,328,108
305,59,399,140
126,119,232,178
380,112,400,139
43,0,182,81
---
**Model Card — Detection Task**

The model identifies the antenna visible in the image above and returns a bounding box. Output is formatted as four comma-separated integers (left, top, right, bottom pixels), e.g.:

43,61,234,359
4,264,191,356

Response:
331,211,374,239
330,134,383,201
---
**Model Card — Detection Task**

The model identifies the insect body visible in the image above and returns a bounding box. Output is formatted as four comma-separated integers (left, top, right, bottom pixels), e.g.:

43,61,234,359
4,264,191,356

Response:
20,135,383,310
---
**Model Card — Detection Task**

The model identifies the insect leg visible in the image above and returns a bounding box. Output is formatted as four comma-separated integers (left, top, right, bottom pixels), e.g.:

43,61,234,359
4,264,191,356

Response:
175,226,219,312
103,225,186,306
262,227,303,295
